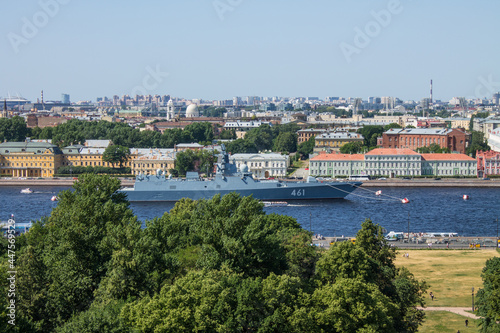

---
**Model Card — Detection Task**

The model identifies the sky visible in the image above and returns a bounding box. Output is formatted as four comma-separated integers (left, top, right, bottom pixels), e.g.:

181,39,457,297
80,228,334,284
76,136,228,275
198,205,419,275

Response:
1,0,500,103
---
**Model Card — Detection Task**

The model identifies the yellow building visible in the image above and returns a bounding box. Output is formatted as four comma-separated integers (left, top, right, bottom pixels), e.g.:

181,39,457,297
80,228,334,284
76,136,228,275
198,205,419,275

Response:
130,149,175,176
313,132,364,153
1,140,174,178
0,141,63,177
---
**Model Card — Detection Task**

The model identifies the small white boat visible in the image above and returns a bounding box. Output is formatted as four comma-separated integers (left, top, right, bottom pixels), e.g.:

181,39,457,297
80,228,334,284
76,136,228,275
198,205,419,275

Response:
262,201,288,207
51,196,59,202
20,188,33,194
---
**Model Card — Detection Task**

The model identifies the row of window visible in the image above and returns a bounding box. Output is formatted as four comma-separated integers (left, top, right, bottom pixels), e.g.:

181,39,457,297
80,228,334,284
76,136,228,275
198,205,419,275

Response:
365,156,419,161
1,162,52,167
389,137,445,146
2,155,52,160
237,162,286,168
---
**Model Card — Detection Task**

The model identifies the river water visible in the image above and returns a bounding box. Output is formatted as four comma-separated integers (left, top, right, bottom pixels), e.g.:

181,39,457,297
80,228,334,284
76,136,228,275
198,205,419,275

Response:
1,185,499,237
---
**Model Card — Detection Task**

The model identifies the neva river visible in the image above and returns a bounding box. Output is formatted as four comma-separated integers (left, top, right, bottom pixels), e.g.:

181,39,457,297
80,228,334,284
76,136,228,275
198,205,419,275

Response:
1,185,499,237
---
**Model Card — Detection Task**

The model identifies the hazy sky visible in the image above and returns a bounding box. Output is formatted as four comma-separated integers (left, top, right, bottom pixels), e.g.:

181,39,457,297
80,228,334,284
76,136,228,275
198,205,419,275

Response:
2,0,500,103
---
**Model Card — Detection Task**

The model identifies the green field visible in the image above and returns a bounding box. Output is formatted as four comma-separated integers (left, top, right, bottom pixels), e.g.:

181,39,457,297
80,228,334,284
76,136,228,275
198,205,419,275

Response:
418,311,479,333
395,249,499,332
395,249,499,307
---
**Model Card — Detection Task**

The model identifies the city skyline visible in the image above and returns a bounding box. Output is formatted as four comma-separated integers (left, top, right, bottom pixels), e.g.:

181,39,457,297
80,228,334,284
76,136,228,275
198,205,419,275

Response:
2,0,500,102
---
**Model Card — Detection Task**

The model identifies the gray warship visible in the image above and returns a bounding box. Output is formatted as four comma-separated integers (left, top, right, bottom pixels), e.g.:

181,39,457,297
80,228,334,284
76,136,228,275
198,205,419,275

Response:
120,146,362,202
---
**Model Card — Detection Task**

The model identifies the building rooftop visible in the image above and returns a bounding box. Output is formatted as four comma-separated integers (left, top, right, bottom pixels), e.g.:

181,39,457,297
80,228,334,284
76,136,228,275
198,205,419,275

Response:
316,132,364,139
0,141,62,154
366,148,420,156
231,153,288,160
385,128,452,135
421,153,475,161
84,140,111,148
310,153,364,161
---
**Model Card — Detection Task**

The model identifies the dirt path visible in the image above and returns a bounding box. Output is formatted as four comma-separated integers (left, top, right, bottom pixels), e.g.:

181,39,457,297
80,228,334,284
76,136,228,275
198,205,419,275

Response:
418,307,480,319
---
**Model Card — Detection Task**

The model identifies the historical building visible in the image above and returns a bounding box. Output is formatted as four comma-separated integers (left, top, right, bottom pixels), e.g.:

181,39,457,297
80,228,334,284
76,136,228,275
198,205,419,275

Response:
297,128,327,144
364,148,422,177
421,154,476,177
230,153,289,179
309,153,365,177
309,148,476,178
130,149,175,176
0,141,63,177
476,150,500,177
381,128,470,154
313,132,364,153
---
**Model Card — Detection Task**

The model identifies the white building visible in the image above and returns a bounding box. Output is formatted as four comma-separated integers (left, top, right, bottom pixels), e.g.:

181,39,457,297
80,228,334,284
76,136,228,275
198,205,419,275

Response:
487,128,500,152
230,153,289,178
309,148,476,178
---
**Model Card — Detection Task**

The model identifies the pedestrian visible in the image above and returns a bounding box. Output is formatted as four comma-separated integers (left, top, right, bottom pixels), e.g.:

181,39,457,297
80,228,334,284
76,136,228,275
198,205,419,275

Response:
430,292,434,301
447,242,449,249
465,319,468,327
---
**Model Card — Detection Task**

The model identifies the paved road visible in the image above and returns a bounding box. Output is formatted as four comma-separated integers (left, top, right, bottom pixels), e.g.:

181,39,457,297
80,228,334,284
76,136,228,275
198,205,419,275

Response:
418,307,480,319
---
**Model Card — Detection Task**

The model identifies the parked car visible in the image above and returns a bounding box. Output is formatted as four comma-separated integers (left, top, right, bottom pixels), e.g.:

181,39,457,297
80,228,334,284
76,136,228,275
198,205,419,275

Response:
434,177,441,180
483,177,490,180
378,177,387,180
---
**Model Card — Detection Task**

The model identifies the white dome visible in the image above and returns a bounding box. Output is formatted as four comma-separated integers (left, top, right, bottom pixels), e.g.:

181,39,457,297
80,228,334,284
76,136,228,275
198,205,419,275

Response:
240,164,249,173
186,104,199,118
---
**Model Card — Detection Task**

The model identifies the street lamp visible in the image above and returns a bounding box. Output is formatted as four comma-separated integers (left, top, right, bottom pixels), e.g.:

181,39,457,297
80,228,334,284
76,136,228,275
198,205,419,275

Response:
407,211,410,243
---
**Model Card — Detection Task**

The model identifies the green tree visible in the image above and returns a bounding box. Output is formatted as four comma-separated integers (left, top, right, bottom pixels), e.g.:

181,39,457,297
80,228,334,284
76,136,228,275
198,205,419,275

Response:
0,116,29,142
297,136,315,158
173,149,197,176
383,123,402,131
340,141,364,154
476,257,500,332
219,129,236,140
357,125,384,148
303,278,398,333
273,132,298,153
245,124,274,152
467,131,490,157
226,138,258,154
184,122,214,143
11,175,138,331
55,301,130,333
354,219,426,332
102,145,130,168
416,143,451,154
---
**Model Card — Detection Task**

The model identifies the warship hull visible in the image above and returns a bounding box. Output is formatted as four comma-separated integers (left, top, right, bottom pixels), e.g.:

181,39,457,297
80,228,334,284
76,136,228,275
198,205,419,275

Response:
120,178,362,202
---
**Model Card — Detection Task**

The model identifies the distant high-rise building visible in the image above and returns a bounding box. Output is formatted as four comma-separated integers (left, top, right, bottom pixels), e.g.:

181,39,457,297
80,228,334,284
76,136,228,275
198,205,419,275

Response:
420,98,431,109
61,93,70,104
493,92,500,106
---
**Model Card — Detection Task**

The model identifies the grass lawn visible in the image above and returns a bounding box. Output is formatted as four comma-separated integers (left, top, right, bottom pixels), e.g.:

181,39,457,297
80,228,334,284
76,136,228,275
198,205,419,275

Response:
419,311,480,333
395,249,500,307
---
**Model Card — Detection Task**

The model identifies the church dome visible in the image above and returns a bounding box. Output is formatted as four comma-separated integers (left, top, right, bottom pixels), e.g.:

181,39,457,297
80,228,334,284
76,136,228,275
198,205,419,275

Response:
186,104,199,118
